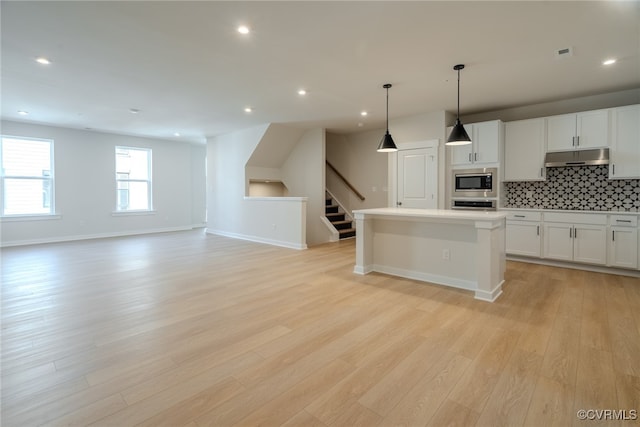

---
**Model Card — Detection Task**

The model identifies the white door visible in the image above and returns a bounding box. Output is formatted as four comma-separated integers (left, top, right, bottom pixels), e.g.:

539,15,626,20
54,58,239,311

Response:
397,147,437,209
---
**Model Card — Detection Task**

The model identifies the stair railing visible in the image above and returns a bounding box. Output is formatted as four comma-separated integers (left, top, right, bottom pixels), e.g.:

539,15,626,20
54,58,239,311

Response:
326,160,365,201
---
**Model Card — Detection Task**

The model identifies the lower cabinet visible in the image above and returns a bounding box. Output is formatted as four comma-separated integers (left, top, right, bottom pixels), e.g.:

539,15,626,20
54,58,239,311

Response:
506,222,541,257
608,215,639,269
542,222,607,265
505,211,541,257
505,209,639,270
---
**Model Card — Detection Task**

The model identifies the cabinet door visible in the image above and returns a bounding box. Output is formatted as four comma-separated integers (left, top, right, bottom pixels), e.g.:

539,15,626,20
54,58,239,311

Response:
449,124,474,167
576,109,610,149
610,104,640,179
506,222,541,257
546,114,576,152
573,224,607,265
608,227,638,269
543,222,574,261
504,118,546,181
472,121,500,165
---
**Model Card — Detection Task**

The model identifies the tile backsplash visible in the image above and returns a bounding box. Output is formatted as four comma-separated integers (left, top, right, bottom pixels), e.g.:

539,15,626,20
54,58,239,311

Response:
504,165,639,211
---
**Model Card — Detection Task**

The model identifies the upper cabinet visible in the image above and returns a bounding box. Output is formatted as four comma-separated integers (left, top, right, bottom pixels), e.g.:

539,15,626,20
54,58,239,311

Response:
609,104,640,179
450,120,503,168
504,118,546,181
546,109,610,152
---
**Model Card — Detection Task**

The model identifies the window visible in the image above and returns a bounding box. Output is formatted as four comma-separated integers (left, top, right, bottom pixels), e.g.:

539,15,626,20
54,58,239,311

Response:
115,147,152,211
1,136,54,216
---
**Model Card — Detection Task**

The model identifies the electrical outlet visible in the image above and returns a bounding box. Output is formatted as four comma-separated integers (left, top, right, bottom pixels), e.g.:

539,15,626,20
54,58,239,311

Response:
442,249,450,260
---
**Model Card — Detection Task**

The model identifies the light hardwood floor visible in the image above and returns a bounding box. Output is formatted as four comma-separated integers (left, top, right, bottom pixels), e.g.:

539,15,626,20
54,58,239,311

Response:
2,229,639,426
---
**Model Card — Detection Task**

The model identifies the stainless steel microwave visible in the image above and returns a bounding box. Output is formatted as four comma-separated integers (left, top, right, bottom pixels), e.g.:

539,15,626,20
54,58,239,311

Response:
452,167,497,198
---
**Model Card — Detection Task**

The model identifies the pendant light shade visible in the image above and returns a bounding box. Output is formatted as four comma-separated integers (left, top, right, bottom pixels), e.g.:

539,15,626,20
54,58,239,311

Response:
377,83,398,152
446,64,472,146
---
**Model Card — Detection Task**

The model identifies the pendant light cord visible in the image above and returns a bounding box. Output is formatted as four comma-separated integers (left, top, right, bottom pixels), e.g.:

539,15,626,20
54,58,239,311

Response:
456,67,460,120
386,86,389,132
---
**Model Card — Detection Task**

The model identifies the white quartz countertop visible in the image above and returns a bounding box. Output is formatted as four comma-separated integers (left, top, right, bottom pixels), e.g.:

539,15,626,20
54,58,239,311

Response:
353,207,507,221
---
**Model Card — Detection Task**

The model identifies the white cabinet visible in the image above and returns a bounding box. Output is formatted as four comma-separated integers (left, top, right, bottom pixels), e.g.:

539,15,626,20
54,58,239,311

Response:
542,212,607,265
546,109,610,152
609,104,640,179
504,118,546,181
450,120,502,168
543,223,574,261
505,211,541,257
608,215,638,269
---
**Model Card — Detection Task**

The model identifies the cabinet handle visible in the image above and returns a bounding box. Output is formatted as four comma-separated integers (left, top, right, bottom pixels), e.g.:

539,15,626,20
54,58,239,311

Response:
537,225,540,236
616,219,632,223
569,227,573,238
576,136,580,146
574,227,577,239
612,164,615,175
572,136,576,147
540,168,543,177
468,153,472,162
474,153,478,161
514,215,526,218
612,230,615,241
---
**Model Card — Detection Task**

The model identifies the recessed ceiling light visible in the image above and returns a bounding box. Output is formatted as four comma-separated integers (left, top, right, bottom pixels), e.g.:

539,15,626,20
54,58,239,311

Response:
603,58,617,66
244,107,252,113
129,108,140,114
174,132,181,137
35,57,51,65
18,110,29,115
361,111,368,116
237,25,250,35
298,89,307,96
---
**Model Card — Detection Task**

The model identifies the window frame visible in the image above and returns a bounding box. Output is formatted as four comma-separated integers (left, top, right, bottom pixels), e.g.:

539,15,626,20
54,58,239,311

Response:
0,135,56,218
114,146,153,213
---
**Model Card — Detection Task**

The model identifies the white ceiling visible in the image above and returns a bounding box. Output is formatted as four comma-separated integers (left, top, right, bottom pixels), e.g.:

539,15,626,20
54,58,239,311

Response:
2,1,639,143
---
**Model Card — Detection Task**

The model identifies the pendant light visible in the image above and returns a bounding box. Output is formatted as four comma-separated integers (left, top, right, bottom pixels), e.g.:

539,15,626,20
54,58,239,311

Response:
377,83,398,152
446,64,472,146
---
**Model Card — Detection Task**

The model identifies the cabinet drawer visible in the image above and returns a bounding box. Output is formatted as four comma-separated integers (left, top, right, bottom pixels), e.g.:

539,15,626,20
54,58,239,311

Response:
609,215,638,227
543,212,607,225
505,211,542,221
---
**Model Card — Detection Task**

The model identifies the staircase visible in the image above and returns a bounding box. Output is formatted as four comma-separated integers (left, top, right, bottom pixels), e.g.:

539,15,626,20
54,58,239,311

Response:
325,196,356,239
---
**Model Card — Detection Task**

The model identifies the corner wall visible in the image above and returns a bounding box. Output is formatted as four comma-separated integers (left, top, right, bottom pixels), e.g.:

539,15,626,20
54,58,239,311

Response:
206,124,329,249
0,120,206,246
281,128,332,246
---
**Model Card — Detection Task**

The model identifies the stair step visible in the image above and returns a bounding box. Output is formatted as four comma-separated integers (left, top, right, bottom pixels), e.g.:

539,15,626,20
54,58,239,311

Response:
325,205,339,214
332,220,353,230
326,212,345,221
326,198,332,205
339,228,356,239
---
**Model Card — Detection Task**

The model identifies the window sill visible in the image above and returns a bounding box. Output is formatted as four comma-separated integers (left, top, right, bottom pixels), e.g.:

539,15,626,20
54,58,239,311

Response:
111,210,157,217
0,214,61,222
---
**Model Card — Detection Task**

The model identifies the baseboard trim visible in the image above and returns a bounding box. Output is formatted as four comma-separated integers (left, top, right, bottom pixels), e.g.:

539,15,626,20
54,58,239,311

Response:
0,226,196,248
206,229,307,250
507,255,640,278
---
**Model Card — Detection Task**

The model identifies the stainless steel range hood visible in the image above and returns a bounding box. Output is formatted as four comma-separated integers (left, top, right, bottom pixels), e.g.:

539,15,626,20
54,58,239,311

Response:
544,148,609,167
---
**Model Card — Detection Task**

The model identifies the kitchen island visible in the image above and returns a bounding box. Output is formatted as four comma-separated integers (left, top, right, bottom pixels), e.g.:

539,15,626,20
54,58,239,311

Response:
353,208,507,302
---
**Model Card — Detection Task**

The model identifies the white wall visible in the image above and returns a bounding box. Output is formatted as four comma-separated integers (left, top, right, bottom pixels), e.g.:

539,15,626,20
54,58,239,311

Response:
326,130,389,216
281,128,332,246
327,110,449,214
0,120,206,246
461,88,640,123
206,124,315,249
